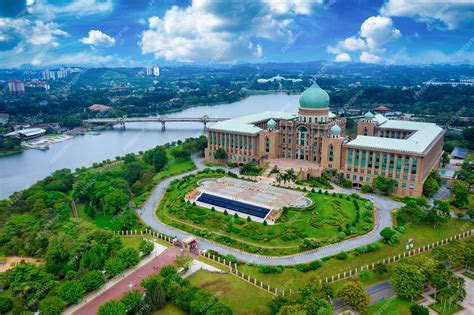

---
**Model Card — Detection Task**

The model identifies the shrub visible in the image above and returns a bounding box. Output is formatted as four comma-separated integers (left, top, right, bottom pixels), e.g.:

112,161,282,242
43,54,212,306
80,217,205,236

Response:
410,304,429,315
335,251,348,260
359,270,374,280
361,185,373,193
139,239,154,256
58,280,85,304
81,270,106,292
0,298,13,314
259,265,284,274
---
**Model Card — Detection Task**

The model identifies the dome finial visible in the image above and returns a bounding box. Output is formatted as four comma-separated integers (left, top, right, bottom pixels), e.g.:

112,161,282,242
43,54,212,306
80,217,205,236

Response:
299,81,330,109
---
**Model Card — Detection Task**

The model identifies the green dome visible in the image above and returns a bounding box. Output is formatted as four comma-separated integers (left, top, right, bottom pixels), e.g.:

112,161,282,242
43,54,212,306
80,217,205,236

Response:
330,124,341,135
299,82,330,109
364,111,375,119
267,119,277,128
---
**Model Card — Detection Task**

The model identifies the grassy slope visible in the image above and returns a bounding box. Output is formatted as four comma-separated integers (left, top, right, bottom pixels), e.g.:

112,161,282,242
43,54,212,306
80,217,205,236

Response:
188,270,273,315
239,218,474,290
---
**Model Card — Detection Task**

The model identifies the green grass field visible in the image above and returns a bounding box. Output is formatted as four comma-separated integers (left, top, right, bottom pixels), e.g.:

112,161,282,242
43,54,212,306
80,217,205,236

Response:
238,218,473,290
429,300,464,315
188,270,273,315
157,171,374,255
366,296,414,315
151,304,186,315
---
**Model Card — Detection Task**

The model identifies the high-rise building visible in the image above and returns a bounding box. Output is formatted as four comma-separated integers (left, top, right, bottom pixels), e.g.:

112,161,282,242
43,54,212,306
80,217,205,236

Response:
146,65,160,76
8,80,25,94
42,70,50,81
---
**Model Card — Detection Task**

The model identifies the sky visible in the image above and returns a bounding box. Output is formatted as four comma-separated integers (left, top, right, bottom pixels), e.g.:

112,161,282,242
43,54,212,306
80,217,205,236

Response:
0,0,473,68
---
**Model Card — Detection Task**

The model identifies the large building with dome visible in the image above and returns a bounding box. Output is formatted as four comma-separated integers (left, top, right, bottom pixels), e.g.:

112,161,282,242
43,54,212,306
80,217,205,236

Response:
205,83,444,197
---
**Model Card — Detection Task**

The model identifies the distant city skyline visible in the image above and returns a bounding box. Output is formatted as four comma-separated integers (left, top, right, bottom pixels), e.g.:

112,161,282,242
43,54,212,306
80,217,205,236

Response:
0,0,473,68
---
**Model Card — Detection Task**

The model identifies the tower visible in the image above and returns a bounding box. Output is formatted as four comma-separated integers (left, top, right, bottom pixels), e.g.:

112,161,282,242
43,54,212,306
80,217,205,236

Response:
357,111,376,136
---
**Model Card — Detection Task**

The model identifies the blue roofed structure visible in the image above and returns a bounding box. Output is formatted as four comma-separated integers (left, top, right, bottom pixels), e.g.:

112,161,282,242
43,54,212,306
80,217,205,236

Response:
451,147,468,159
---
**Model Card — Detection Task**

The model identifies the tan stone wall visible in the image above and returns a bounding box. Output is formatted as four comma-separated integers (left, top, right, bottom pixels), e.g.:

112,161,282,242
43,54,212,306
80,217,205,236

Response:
258,131,280,160
321,137,344,170
357,121,376,136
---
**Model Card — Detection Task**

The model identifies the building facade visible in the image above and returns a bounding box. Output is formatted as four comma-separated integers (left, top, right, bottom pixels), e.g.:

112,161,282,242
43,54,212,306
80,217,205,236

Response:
205,83,444,197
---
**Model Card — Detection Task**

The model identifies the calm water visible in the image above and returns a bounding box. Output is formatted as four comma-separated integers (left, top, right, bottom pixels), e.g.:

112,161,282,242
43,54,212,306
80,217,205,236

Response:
0,94,300,199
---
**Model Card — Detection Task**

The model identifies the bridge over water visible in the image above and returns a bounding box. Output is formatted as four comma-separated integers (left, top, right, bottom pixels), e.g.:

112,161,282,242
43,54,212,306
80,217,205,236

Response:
83,115,229,130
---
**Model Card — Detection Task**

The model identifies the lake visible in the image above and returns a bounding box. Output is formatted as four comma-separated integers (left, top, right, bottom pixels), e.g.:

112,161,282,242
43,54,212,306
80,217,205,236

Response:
0,94,300,199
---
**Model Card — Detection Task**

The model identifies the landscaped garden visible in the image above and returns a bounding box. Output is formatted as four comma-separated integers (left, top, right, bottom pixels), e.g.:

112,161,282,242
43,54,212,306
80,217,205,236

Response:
157,170,374,255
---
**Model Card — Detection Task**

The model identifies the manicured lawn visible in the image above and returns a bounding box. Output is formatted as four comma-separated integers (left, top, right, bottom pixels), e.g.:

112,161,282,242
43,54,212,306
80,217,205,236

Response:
188,270,273,315
238,219,474,290
366,296,414,315
429,300,464,315
157,171,374,255
151,304,186,315
120,236,142,250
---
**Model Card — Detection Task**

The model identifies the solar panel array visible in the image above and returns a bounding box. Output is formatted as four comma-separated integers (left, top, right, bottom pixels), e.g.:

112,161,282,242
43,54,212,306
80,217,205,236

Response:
197,193,270,219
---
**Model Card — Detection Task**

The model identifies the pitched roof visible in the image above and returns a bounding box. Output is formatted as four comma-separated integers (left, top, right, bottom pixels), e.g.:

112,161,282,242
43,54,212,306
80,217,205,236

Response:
451,147,468,159
347,120,444,154
208,111,297,134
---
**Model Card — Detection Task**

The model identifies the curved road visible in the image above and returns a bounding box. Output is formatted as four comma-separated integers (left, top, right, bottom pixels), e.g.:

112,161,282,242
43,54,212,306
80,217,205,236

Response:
137,155,403,266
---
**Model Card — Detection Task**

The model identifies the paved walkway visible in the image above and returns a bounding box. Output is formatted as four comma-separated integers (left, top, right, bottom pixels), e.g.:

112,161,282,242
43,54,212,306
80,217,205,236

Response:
68,245,179,315
454,269,474,315
137,155,403,266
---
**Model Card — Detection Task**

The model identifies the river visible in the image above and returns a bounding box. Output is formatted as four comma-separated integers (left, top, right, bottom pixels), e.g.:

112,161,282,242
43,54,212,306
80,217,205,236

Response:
0,94,300,199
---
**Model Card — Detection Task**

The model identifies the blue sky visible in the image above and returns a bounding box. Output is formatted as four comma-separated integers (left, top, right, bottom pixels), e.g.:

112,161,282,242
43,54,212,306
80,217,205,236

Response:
0,0,473,67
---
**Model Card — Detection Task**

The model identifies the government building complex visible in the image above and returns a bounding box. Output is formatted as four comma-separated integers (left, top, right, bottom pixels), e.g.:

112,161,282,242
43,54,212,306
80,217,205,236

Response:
205,83,444,197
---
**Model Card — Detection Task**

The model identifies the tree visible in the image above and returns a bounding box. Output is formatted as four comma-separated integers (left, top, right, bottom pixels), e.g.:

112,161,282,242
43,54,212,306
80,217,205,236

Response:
121,290,143,314
390,263,426,300
152,146,168,172
143,279,166,311
380,227,396,242
452,181,469,208
441,152,450,166
104,257,126,277
373,175,395,195
118,208,138,230
336,280,369,313
58,280,85,304
176,254,192,271
206,302,233,315
189,290,217,315
39,296,66,315
117,248,140,268
8,263,55,307
423,172,441,198
81,270,106,292
214,148,227,160
98,299,127,315
139,239,154,256
104,190,129,216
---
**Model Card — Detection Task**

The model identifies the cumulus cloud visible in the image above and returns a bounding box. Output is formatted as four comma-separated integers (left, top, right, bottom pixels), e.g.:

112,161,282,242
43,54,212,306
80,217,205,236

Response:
335,53,351,62
360,15,401,50
139,0,322,63
326,15,401,63
81,30,115,47
381,0,474,30
360,52,382,64
0,18,68,47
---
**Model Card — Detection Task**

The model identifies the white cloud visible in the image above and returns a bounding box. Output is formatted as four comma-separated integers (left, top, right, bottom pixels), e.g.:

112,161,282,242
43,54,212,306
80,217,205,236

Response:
326,15,400,64
360,15,401,50
335,53,351,62
28,0,113,20
381,0,474,30
360,52,382,64
0,18,68,46
81,30,115,47
139,0,321,63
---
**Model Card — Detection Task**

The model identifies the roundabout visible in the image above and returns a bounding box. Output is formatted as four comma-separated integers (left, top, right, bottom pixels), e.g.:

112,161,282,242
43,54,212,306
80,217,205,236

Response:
137,154,403,265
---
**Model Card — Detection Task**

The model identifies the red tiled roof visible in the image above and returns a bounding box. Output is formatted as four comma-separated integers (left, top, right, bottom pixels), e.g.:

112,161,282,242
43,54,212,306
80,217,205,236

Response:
374,105,390,111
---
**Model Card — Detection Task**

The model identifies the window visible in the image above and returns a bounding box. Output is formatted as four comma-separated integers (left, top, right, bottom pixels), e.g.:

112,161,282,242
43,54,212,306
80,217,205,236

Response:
364,127,368,136
329,144,334,162
265,136,270,153
402,183,407,188
411,157,417,174
368,152,373,168
361,150,366,167
353,175,357,180
348,149,353,165
366,177,370,183
309,117,312,123
300,149,305,160
409,184,414,189
382,153,387,170
396,155,402,172
298,127,308,146
355,150,360,167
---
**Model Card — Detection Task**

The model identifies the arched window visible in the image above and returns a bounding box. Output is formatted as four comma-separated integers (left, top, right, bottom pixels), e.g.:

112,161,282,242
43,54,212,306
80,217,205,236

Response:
329,144,334,162
265,136,270,153
364,127,368,136
297,126,308,146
